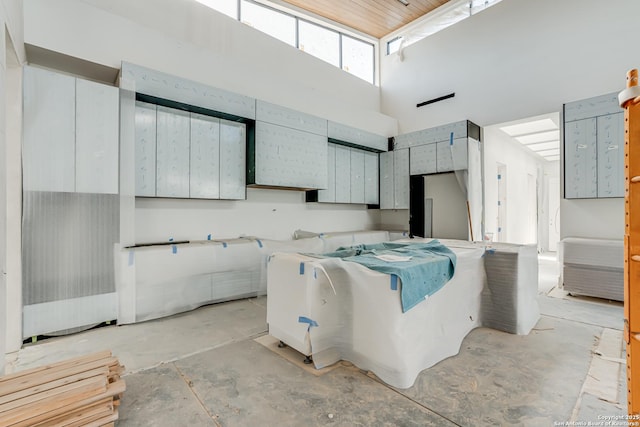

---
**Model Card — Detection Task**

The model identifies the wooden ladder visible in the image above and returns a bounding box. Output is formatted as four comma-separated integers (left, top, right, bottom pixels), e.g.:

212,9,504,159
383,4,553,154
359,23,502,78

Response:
622,68,640,415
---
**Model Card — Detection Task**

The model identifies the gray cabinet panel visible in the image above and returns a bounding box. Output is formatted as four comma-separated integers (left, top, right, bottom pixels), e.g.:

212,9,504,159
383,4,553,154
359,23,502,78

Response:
335,145,351,203
220,120,246,200
190,113,220,199
364,151,379,205
350,149,365,204
410,143,437,175
318,144,336,202
122,62,256,119
135,102,157,196
394,149,409,209
436,138,468,172
597,113,624,198
75,79,119,194
254,121,327,189
379,152,394,209
395,121,468,149
156,106,190,198
23,66,76,192
564,118,597,199
564,92,621,122
256,100,327,136
328,121,387,151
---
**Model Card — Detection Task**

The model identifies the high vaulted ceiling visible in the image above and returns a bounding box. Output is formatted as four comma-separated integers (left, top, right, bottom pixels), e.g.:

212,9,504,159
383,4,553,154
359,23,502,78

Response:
279,0,450,38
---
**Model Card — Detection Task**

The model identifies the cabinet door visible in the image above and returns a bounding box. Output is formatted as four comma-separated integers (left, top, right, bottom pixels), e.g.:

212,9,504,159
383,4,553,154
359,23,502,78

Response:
394,149,409,209
318,144,336,202
350,149,365,204
23,66,76,192
256,100,327,136
410,143,437,175
220,119,246,200
364,151,379,205
156,106,190,198
75,79,119,194
335,145,351,203
134,102,157,197
597,113,624,198
379,152,394,209
190,113,220,199
254,121,327,189
564,118,597,198
437,138,468,172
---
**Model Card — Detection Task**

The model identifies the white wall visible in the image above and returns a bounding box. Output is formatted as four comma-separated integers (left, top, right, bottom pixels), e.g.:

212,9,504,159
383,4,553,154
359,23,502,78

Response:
380,0,636,241
424,173,467,240
380,0,639,133
23,0,397,245
1,0,24,370
483,126,545,245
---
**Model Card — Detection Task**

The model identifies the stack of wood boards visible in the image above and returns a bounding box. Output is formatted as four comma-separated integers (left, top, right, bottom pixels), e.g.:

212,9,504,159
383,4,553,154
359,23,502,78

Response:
0,350,125,426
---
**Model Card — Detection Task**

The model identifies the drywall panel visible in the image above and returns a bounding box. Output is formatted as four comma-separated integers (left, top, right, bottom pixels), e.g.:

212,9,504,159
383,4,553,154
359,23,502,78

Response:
381,0,639,134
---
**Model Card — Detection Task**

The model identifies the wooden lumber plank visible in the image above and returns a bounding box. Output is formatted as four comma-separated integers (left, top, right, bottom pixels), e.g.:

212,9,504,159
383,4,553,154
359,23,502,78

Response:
81,410,118,427
0,367,109,406
9,396,113,427
0,351,112,383
1,377,107,425
34,399,113,427
0,357,117,397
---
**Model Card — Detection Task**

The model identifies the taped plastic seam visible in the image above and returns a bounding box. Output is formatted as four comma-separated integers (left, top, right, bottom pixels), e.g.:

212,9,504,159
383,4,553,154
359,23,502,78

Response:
298,316,318,332
299,262,305,275
310,262,337,295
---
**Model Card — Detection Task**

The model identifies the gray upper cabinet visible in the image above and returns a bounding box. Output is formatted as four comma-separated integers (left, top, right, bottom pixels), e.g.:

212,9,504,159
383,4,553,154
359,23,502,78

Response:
316,143,377,205
256,100,327,136
23,66,119,194
219,120,246,200
410,143,437,175
156,107,191,198
564,92,622,199
135,102,158,197
436,138,468,172
395,121,468,150
253,121,327,189
379,152,395,209
364,151,379,205
23,66,76,193
328,121,387,151
380,149,409,209
189,113,221,199
75,79,119,194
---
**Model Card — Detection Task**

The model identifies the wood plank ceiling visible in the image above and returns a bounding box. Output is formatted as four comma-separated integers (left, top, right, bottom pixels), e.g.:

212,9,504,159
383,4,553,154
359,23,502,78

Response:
279,0,450,38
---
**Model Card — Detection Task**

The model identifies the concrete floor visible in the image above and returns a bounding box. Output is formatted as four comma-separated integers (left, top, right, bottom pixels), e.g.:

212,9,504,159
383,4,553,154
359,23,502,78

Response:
6,254,626,426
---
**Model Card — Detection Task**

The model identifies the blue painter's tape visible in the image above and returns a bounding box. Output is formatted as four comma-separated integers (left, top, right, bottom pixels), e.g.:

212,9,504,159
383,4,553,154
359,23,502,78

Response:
498,201,501,206
450,132,454,145
390,274,398,291
486,248,496,255
169,237,174,242
299,262,305,275
172,245,177,254
207,234,212,240
498,174,502,180
298,316,318,331
256,239,263,248
313,268,317,279
128,250,135,266
222,242,228,248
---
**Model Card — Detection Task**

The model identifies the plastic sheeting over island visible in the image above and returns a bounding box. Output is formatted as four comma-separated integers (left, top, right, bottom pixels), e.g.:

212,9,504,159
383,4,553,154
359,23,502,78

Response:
267,238,540,389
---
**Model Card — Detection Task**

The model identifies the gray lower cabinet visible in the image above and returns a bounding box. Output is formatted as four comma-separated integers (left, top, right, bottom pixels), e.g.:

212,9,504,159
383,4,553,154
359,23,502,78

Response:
380,149,409,209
